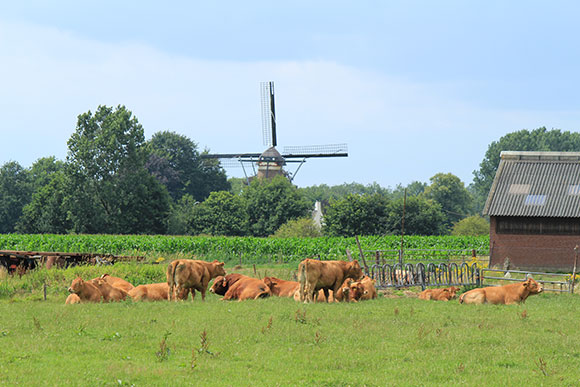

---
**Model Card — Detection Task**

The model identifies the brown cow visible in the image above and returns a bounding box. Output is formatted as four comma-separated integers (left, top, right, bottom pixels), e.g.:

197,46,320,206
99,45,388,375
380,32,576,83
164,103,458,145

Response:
129,283,172,301
262,277,299,297
459,278,543,305
167,259,226,301
91,278,130,302
68,277,103,303
298,258,363,303
65,293,81,304
419,286,460,301
45,255,67,269
96,274,134,292
292,289,335,302
209,274,271,301
333,279,355,302
356,276,378,300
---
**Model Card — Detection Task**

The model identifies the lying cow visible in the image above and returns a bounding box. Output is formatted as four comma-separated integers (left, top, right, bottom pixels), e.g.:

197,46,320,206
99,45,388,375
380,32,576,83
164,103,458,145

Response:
129,283,180,301
95,274,134,292
209,274,271,301
459,278,543,305
91,278,130,302
298,258,363,303
263,277,299,297
419,286,460,301
356,276,378,300
167,259,226,301
65,293,81,304
68,277,103,303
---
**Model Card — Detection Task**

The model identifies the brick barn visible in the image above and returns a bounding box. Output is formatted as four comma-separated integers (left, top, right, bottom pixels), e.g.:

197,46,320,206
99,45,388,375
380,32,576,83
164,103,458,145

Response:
483,151,580,271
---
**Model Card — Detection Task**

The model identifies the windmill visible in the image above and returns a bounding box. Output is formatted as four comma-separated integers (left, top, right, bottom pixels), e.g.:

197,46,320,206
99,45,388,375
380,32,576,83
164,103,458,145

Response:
202,81,348,183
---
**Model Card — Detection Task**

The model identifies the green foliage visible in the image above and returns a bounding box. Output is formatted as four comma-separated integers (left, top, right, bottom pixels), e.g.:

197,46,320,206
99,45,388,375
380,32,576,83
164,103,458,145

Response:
323,194,391,236
190,191,248,236
300,182,392,204
452,215,489,236
0,161,31,233
423,173,473,231
385,196,447,235
146,131,229,202
271,218,322,238
243,176,311,237
471,127,580,213
65,105,170,234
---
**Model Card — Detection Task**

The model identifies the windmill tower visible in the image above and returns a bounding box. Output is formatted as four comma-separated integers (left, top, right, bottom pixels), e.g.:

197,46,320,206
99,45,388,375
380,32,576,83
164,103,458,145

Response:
202,81,348,183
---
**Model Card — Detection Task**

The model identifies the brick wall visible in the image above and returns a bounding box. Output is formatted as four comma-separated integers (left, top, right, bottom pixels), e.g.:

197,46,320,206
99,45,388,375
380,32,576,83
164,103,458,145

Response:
489,216,580,272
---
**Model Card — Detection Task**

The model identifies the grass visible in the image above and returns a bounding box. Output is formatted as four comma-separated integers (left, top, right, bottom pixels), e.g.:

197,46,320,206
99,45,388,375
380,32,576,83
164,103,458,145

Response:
1,265,580,385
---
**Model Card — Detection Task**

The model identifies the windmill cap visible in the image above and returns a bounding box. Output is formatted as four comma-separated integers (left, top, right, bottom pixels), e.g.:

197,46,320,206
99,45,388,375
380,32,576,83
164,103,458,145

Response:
259,146,285,164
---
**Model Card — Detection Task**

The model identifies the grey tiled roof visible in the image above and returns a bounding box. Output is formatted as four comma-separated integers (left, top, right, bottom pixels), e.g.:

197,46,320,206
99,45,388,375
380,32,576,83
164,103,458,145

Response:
483,151,580,217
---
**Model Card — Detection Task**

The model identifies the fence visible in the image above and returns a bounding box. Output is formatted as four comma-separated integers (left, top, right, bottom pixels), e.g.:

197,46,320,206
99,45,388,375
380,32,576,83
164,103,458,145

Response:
365,261,481,290
481,268,575,294
360,248,487,267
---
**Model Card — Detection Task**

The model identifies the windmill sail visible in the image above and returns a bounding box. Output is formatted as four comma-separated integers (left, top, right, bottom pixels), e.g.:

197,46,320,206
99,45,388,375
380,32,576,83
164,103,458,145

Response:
261,81,276,147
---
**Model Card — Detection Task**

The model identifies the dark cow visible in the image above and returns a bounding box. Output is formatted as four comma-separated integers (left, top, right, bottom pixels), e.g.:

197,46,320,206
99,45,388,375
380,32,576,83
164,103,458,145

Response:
209,274,271,301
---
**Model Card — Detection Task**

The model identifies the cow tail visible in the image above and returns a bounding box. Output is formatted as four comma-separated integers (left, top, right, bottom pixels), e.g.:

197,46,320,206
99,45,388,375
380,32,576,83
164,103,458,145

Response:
299,261,307,302
166,262,175,301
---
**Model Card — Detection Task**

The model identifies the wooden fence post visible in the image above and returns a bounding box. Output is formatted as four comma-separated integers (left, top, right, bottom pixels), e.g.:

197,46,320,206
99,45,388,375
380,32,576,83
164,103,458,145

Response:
572,245,579,294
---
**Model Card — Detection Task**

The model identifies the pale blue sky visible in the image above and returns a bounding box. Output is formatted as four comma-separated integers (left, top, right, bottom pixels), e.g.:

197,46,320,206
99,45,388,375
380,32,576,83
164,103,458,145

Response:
1,1,579,188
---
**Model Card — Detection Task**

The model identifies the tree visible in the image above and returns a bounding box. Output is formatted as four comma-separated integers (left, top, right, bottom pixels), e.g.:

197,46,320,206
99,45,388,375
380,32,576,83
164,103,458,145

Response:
300,182,391,204
29,157,64,191
423,173,472,232
471,127,580,213
189,191,248,236
146,131,230,201
66,105,170,234
385,196,446,235
17,172,71,234
243,176,311,237
323,193,391,237
451,216,489,236
0,161,30,233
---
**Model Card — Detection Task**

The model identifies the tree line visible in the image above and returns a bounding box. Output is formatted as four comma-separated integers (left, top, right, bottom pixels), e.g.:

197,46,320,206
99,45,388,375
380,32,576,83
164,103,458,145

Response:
1,105,578,237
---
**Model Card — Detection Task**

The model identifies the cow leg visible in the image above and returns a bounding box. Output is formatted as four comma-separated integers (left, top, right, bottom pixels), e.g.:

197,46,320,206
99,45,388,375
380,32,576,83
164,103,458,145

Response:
323,289,330,303
200,288,206,301
190,289,196,301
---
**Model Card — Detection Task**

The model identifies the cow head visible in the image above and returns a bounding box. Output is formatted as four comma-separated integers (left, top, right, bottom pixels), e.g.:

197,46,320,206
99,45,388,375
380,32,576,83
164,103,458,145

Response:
68,277,84,294
348,260,364,280
444,286,460,299
523,278,543,294
348,281,366,301
213,261,226,277
209,276,229,295
262,277,276,289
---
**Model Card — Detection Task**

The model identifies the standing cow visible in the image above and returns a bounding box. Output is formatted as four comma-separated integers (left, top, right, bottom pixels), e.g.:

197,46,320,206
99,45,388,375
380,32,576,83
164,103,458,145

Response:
298,258,363,303
166,259,226,301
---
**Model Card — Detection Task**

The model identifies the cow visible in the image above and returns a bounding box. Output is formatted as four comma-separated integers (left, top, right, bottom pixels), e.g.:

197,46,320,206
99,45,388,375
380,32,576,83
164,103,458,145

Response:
91,278,130,302
95,274,134,292
459,278,543,305
333,279,355,302
292,289,335,302
209,274,271,301
129,283,176,301
167,259,226,301
357,276,378,300
67,277,103,303
419,286,460,301
65,293,81,304
262,277,299,297
44,255,67,269
298,258,363,303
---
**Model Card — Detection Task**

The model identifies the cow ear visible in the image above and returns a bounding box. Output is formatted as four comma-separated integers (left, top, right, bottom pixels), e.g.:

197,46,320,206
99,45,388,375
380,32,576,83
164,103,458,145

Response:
218,262,224,267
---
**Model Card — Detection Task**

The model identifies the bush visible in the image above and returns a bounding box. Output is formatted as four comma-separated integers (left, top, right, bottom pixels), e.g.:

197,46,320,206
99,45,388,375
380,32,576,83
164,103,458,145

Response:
271,218,322,238
451,216,489,236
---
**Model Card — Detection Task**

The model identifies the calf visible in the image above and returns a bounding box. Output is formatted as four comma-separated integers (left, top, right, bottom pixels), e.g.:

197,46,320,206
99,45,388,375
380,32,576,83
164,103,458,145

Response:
419,286,460,301
129,283,172,301
65,293,81,304
298,258,363,303
167,259,226,301
91,278,130,302
459,278,543,305
262,277,299,297
68,277,103,303
357,276,378,300
210,274,271,301
96,274,134,292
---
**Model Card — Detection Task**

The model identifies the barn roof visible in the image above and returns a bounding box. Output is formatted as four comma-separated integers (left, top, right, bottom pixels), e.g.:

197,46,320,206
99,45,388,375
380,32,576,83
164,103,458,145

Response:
483,151,580,217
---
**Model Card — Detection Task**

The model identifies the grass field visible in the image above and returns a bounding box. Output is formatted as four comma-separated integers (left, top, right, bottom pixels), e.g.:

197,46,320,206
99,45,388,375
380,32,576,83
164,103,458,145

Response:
1,264,579,386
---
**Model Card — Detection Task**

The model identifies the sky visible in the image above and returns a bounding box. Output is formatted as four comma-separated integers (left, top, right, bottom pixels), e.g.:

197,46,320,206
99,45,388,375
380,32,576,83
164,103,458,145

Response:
1,1,580,189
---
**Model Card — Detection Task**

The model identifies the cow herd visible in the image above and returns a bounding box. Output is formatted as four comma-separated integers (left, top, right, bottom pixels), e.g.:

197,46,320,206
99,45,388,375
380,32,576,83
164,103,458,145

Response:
65,258,545,306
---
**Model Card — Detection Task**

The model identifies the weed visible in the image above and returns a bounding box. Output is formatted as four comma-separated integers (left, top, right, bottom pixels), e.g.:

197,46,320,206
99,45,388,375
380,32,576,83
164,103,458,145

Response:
197,329,218,356
456,363,465,373
295,309,308,324
536,357,549,376
314,331,326,346
155,331,171,362
261,316,273,334
520,310,528,319
32,317,42,331
190,349,198,370
394,307,399,316
102,332,121,341
417,325,431,339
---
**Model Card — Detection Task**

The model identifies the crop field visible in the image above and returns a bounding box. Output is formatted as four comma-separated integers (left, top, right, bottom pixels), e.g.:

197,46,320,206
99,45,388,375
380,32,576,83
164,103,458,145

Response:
1,263,579,386
0,234,489,264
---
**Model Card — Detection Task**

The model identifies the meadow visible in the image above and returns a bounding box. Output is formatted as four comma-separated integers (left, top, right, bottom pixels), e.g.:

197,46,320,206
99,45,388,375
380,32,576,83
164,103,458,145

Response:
1,263,579,386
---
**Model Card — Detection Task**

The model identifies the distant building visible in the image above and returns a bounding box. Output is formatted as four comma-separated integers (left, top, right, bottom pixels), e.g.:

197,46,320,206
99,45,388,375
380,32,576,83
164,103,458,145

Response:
312,201,323,229
483,151,580,271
